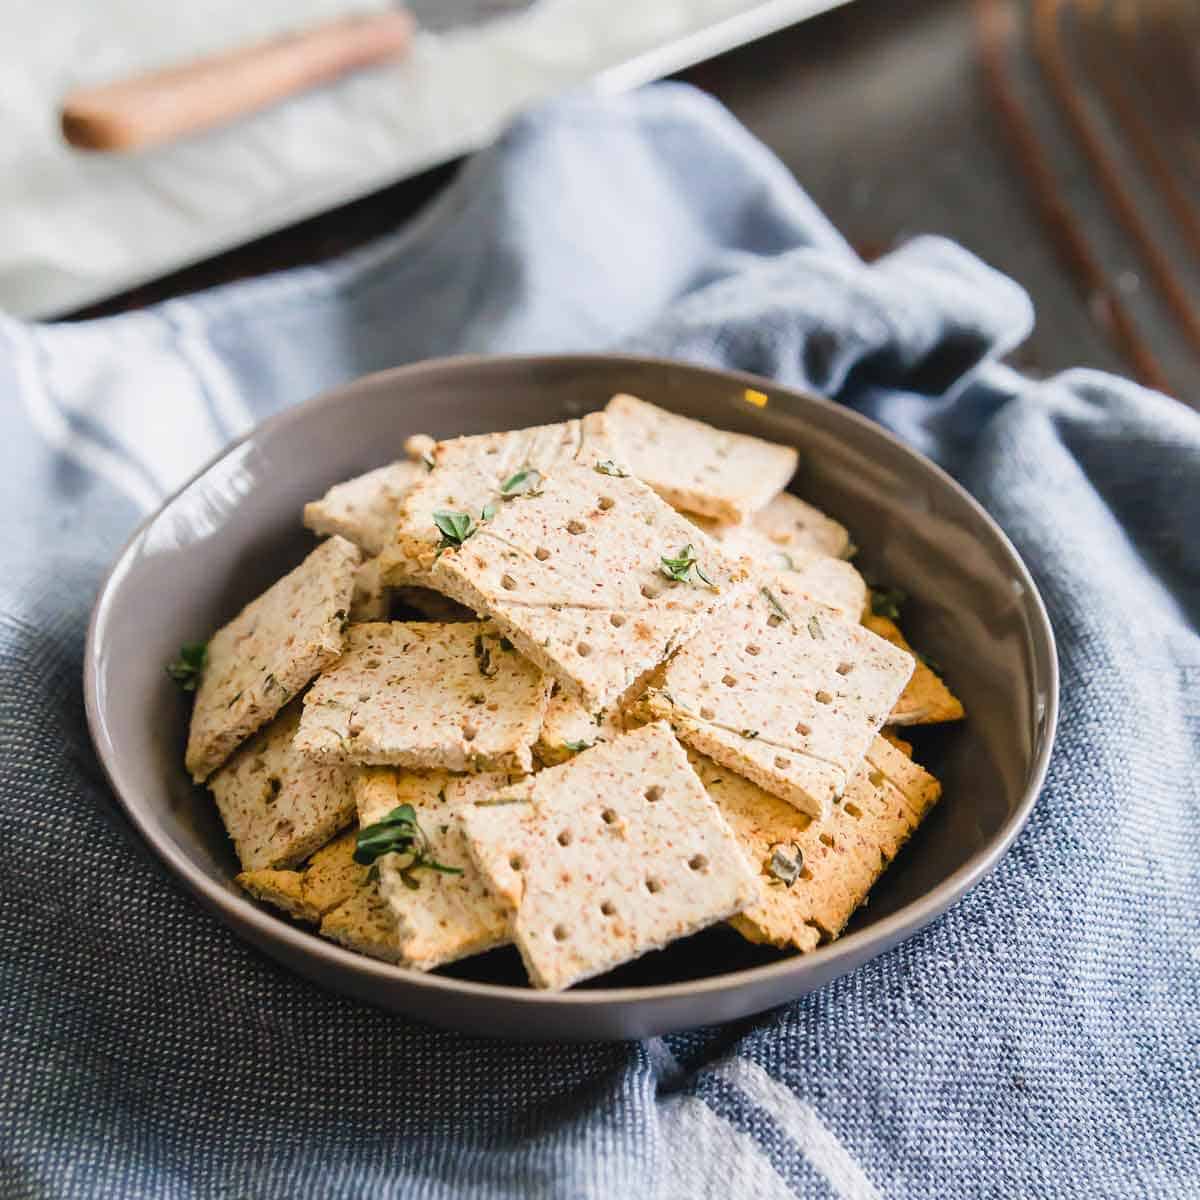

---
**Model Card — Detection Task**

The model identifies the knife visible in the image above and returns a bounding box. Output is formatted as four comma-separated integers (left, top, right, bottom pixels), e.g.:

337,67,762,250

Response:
59,2,535,153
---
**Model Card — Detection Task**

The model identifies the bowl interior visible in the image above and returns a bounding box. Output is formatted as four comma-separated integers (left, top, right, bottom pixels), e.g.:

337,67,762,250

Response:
88,355,1055,1000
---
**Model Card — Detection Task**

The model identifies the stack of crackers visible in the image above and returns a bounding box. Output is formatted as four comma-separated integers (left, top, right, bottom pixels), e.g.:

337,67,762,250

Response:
179,393,964,991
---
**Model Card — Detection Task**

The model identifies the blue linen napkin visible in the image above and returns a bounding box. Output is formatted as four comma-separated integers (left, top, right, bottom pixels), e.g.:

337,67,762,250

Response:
1,83,1196,1199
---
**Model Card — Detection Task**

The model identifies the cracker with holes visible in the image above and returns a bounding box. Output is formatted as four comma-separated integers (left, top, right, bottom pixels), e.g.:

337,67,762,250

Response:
304,460,425,557
696,515,866,618
636,576,913,820
352,767,514,970
294,621,552,773
603,393,798,523
209,701,358,870
431,460,752,710
689,736,940,950
379,415,614,586
534,687,628,767
236,829,364,923
863,614,965,725
185,535,362,782
461,721,758,990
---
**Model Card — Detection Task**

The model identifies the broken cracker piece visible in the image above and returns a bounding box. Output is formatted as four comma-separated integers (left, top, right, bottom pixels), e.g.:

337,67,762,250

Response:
185,535,361,782
461,721,758,990
320,882,405,964
603,393,797,523
295,622,551,773
352,767,513,970
350,558,390,622
236,829,364,923
690,736,941,950
863,614,965,725
379,415,613,586
304,461,424,557
743,491,854,560
431,460,751,710
209,701,357,871
534,687,627,767
636,578,913,820
236,867,318,923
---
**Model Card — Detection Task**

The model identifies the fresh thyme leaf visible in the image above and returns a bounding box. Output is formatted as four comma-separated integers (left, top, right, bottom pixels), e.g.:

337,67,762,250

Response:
761,587,791,624
433,509,476,554
474,633,498,678
353,804,463,879
594,459,629,477
499,467,543,498
741,729,759,739
765,842,804,888
481,501,497,523
807,614,824,641
870,586,907,621
770,551,796,571
563,739,593,752
166,642,207,692
421,451,436,472
660,544,716,588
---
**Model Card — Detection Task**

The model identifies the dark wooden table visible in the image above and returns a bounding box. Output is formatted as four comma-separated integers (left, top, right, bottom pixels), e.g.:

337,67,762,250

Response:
67,0,1197,404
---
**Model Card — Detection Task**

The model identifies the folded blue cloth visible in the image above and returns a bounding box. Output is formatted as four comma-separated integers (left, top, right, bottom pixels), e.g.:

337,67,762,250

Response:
1,84,1196,1199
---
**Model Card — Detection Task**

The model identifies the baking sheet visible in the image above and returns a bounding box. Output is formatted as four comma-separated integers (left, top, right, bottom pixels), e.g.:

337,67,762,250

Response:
1,0,851,318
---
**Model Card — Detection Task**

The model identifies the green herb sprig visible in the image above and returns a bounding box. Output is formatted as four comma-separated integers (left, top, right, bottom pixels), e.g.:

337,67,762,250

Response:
765,842,804,888
563,739,593,752
166,643,207,692
354,804,462,891
594,460,629,478
660,544,716,589
499,467,543,498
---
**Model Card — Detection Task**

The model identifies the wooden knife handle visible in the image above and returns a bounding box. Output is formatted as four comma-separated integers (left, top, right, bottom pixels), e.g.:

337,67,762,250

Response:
60,11,415,153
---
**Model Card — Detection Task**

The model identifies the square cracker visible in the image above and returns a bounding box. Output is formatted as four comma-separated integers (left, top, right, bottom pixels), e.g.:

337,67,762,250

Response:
637,576,913,820
863,614,965,725
185,535,361,781
690,735,941,950
304,461,425,557
209,701,357,870
534,686,628,767
603,393,797,523
460,721,758,990
295,622,551,773
235,829,363,922
379,415,612,586
742,491,853,560
350,767,513,970
431,460,752,710
693,514,865,618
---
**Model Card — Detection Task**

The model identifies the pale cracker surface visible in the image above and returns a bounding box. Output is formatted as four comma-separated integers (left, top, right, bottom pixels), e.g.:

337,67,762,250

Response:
689,511,864,618
353,767,513,970
690,736,941,950
744,491,854,560
295,622,551,773
534,686,628,767
863,614,965,725
461,721,759,991
603,393,797,523
379,415,612,586
303,461,424,557
637,577,913,820
209,701,357,870
431,460,752,710
185,535,361,781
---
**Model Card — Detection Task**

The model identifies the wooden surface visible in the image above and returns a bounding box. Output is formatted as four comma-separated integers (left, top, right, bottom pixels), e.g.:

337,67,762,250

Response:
64,0,1195,403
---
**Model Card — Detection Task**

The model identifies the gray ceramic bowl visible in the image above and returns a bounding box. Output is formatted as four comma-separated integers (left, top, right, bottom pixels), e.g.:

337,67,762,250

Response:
85,354,1057,1040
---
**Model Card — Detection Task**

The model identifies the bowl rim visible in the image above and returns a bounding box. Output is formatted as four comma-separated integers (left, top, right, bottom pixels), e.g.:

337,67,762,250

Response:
84,351,1059,1009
